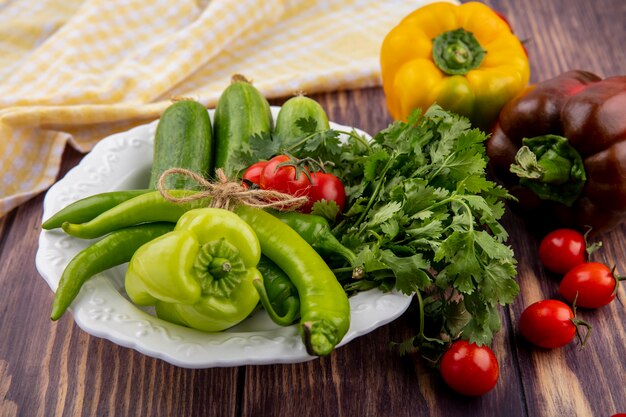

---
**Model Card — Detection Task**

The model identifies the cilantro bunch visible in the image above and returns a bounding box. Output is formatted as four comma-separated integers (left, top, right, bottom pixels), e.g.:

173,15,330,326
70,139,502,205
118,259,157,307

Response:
239,105,519,353
314,106,518,352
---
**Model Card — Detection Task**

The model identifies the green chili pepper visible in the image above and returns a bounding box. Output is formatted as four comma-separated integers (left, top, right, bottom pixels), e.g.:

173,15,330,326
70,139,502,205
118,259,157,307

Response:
61,190,210,239
42,190,151,230
269,210,364,279
125,208,262,332
234,205,350,356
254,256,300,326
50,222,174,321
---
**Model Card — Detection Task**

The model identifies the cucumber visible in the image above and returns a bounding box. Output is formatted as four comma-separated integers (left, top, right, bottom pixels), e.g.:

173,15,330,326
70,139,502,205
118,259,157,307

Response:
213,74,273,178
274,94,330,146
149,99,213,190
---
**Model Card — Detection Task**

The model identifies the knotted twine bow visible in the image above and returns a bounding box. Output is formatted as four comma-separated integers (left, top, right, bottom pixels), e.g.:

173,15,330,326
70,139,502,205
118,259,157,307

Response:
156,168,308,211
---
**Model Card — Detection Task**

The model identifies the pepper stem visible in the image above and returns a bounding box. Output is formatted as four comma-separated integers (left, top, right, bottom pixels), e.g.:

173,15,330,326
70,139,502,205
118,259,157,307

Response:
509,134,586,206
432,28,486,75
301,320,338,356
194,239,247,298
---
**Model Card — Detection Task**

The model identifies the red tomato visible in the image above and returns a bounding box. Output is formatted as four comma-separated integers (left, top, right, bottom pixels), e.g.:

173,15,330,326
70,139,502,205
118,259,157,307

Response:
439,340,499,396
611,414,626,417
559,262,618,308
304,172,346,213
259,155,313,197
519,300,577,348
242,161,267,187
538,228,586,274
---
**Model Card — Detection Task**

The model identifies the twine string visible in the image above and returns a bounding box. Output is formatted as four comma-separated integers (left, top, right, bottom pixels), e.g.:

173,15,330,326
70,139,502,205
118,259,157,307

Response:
157,167,308,211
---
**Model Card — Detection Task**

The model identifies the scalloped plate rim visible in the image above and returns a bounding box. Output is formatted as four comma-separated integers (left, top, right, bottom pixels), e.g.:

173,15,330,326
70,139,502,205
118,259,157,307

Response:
35,106,413,368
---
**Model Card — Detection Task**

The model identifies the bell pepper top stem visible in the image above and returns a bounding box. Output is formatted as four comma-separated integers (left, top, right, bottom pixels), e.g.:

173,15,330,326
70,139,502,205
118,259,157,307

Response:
511,146,573,185
209,258,232,275
509,134,587,206
432,28,486,75
194,239,248,298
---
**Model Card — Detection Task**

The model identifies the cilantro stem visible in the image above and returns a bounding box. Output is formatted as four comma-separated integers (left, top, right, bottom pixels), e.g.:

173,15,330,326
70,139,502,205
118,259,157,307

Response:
353,153,396,231
421,194,475,234
338,129,373,153
456,198,475,234
283,132,323,154
284,129,373,155
415,289,426,339
426,152,456,181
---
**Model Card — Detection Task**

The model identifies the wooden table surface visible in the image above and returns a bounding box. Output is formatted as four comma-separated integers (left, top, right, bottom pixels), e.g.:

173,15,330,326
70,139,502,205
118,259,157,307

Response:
1,0,625,416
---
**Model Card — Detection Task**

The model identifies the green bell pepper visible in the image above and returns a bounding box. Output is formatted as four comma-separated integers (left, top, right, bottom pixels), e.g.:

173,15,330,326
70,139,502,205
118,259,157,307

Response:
125,207,262,332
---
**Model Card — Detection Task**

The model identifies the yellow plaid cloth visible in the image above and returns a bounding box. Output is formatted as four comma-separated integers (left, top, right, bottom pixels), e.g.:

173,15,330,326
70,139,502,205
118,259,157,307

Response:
0,0,447,217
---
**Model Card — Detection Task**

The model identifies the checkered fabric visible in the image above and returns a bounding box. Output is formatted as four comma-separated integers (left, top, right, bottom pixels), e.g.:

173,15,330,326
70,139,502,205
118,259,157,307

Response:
0,0,448,217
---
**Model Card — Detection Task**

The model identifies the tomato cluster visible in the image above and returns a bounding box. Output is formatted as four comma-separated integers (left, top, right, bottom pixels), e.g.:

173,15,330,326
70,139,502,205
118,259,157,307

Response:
242,155,346,213
520,228,623,350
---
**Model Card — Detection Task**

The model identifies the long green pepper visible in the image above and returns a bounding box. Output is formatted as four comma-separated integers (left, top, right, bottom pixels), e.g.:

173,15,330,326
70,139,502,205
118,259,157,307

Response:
61,190,211,239
51,222,175,320
269,210,363,278
235,205,350,356
254,256,300,326
42,190,151,230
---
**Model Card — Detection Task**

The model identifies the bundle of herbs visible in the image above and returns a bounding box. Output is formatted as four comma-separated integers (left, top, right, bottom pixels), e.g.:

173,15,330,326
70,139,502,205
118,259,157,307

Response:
241,105,519,356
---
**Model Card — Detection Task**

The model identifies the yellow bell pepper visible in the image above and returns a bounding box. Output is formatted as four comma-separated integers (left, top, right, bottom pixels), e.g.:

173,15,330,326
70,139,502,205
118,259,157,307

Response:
380,1,530,129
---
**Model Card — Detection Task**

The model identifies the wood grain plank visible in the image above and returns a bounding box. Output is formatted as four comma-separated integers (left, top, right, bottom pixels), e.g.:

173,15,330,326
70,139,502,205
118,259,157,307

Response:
1,1,625,416
488,0,626,79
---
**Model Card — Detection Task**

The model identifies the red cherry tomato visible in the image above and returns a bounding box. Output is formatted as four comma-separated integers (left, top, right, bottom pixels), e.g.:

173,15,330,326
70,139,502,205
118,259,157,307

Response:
559,262,618,308
304,172,346,213
259,155,312,196
439,340,499,396
519,300,577,348
242,161,267,187
538,228,587,274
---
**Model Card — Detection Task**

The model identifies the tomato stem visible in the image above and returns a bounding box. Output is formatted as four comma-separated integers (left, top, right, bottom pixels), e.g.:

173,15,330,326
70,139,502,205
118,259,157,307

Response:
570,293,592,349
583,225,603,258
610,265,626,297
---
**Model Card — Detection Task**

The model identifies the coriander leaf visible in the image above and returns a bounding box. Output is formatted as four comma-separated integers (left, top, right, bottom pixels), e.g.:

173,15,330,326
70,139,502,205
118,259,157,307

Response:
405,219,445,242
355,245,388,273
343,196,368,218
295,116,320,134
435,231,481,294
248,131,281,160
477,260,519,306
367,201,402,227
302,129,342,158
363,150,390,182
380,250,431,293
310,200,340,222
462,195,498,226
442,299,471,337
461,296,501,346
457,175,493,194
380,218,400,240
474,230,515,260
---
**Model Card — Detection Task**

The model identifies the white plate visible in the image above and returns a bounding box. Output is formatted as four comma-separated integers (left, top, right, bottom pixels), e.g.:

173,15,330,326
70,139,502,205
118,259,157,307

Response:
35,107,413,368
